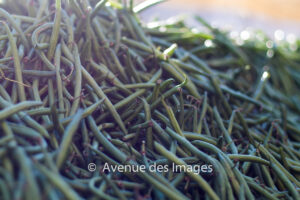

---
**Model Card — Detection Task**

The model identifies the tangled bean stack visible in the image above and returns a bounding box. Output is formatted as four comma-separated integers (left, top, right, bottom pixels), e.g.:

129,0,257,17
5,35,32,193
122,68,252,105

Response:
0,0,299,199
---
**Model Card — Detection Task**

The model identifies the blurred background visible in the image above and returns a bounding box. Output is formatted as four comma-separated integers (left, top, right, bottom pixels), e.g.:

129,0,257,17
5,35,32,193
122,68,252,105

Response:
1,0,299,38
138,0,300,38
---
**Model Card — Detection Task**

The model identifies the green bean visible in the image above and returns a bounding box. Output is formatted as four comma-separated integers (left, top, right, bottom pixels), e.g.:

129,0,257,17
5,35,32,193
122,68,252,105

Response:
0,8,29,49
244,176,280,200
90,0,108,19
133,0,166,13
32,79,52,124
126,12,153,47
47,78,55,107
124,50,142,83
0,57,12,64
197,91,208,133
81,66,127,134
35,0,49,19
69,45,82,115
51,103,64,136
36,163,81,200
260,163,277,189
31,23,53,50
89,177,118,200
162,99,184,136
87,113,127,163
25,107,64,116
106,47,128,82
54,44,64,119
47,0,61,60
90,114,188,199
161,62,201,98
255,141,300,187
0,101,42,121
142,98,153,150
149,73,186,111
245,70,270,113
45,98,104,132
220,85,262,107
111,138,142,159
0,178,10,200
90,59,132,95
0,135,13,146
227,154,270,165
13,147,41,200
1,21,27,101
166,127,228,198
183,132,217,145
61,10,74,48
99,68,162,123
192,140,254,199
103,173,127,200
92,18,109,45
270,163,300,199
154,141,220,200
0,68,58,77
213,106,238,154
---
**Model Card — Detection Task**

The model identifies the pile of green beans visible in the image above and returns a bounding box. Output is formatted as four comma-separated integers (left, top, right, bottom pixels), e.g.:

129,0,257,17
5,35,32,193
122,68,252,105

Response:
0,0,299,199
